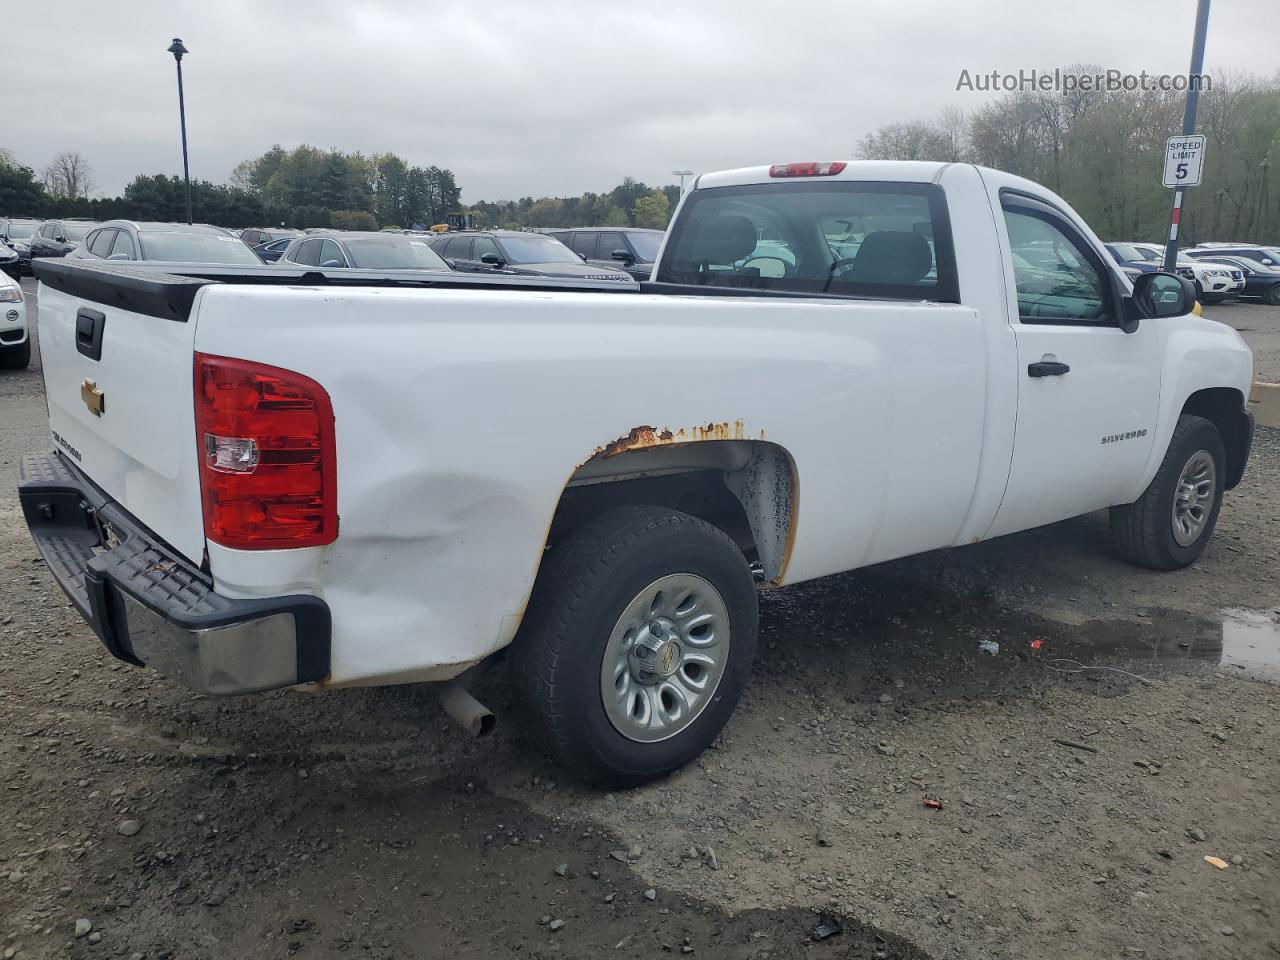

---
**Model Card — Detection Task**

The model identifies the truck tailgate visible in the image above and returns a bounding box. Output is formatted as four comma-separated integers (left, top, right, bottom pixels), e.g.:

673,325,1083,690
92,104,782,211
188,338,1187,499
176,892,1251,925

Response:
34,260,212,564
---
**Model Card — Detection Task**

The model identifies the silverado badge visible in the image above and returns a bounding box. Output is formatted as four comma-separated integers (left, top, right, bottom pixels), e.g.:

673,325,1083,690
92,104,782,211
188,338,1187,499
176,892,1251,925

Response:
81,379,105,417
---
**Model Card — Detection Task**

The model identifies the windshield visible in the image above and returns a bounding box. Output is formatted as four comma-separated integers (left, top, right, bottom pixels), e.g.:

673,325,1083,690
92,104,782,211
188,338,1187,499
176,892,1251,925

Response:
1109,243,1150,262
498,235,582,264
139,232,264,265
628,232,663,261
65,224,97,242
344,237,450,270
4,222,37,240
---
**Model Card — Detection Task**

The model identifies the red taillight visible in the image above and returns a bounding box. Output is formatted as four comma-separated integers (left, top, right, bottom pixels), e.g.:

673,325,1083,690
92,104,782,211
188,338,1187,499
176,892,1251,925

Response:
194,353,337,549
768,161,848,178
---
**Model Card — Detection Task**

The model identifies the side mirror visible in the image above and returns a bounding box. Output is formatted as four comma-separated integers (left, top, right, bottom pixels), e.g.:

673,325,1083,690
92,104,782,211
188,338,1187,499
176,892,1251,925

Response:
480,253,503,266
611,249,633,264
1127,271,1196,329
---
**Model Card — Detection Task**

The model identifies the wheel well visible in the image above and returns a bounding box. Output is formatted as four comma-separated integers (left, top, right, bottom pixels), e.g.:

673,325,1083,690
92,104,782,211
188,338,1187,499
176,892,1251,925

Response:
548,440,798,585
1181,387,1251,489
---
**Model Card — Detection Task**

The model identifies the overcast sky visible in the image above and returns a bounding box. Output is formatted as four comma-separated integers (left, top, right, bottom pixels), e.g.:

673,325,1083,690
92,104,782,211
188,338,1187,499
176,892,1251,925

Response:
10,0,1276,202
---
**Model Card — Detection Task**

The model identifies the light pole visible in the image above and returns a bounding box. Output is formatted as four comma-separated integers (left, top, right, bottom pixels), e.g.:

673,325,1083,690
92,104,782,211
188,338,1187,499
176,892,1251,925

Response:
167,37,193,226
671,169,693,193
1162,0,1210,272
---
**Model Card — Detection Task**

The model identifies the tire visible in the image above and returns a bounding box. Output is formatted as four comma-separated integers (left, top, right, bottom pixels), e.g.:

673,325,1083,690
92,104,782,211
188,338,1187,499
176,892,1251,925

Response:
0,339,30,370
512,504,758,788
1110,414,1225,570
1265,284,1280,306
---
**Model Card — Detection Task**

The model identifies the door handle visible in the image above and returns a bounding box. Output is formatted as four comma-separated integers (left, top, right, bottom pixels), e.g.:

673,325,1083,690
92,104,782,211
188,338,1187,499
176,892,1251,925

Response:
75,308,106,362
1028,360,1070,378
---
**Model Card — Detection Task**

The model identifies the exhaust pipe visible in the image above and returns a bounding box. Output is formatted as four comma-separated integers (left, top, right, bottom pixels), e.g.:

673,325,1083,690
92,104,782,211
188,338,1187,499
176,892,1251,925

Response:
440,681,495,737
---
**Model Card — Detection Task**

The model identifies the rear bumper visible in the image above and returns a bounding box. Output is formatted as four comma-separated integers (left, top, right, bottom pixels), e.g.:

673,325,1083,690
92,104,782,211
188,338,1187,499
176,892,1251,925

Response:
19,450,331,695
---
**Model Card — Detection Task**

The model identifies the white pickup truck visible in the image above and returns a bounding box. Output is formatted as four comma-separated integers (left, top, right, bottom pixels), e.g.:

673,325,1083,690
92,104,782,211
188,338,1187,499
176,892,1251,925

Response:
22,160,1254,787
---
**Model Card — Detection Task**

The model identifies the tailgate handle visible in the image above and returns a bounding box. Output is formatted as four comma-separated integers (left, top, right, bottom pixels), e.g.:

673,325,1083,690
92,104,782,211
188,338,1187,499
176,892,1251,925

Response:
75,308,106,362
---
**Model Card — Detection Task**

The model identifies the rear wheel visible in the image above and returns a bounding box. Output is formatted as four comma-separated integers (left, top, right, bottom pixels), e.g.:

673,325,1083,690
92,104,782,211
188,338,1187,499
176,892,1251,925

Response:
1265,284,1280,306
513,505,758,788
0,340,30,370
1110,414,1224,570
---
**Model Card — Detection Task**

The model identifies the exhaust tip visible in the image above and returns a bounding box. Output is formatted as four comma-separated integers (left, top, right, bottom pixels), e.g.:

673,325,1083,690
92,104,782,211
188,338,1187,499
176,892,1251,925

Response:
440,682,496,738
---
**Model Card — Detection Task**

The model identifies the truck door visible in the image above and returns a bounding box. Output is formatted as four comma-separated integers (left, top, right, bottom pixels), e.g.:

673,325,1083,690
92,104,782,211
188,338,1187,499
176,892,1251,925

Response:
987,190,1161,538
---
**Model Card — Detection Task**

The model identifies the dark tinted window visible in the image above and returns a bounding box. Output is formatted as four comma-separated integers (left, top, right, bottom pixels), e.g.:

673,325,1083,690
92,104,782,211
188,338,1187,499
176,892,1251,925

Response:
569,232,597,258
110,230,137,260
443,237,472,259
496,235,581,264
290,238,323,266
655,181,958,301
596,232,626,259
88,229,115,257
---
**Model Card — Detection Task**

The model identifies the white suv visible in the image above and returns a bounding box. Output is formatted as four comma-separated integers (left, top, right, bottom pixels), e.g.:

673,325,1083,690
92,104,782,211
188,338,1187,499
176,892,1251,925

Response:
1132,244,1242,303
0,272,29,369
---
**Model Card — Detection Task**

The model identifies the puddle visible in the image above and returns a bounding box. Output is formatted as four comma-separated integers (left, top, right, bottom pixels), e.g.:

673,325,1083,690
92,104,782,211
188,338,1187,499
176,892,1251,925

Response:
1216,607,1280,678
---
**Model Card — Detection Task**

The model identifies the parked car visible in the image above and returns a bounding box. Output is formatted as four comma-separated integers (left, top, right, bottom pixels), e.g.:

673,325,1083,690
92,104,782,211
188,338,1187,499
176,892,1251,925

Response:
0,270,28,369
544,227,665,280
239,227,300,251
0,218,41,274
69,221,265,266
277,231,452,270
28,219,100,261
1195,255,1280,305
0,241,21,280
24,159,1253,788
253,236,294,263
1188,244,1280,269
1129,243,1240,303
428,230,631,280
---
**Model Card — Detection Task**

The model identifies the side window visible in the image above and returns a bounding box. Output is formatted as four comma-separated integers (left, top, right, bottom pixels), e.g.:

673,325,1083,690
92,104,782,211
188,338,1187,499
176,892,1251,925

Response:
110,230,137,260
444,237,473,260
596,232,626,259
570,232,597,258
88,229,115,257
319,238,346,266
1002,200,1112,324
471,237,501,262
292,239,323,266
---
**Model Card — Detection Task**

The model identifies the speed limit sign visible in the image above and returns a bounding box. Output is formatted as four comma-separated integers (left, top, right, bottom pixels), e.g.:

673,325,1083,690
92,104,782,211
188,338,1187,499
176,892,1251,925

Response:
1163,135,1206,188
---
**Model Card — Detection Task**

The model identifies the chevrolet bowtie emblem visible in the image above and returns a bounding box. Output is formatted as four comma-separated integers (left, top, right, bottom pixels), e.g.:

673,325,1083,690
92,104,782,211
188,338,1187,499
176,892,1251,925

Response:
81,379,105,417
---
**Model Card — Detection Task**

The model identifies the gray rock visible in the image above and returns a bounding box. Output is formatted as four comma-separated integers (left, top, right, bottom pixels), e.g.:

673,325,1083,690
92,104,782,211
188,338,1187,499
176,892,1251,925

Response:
554,863,568,878
1219,926,1235,937
1230,855,1243,866
88,932,102,944
116,820,142,838
644,888,657,901
627,844,643,859
705,846,720,870
608,850,629,863
74,919,92,938
1186,827,1207,842
878,693,894,704
876,742,897,757
549,919,565,932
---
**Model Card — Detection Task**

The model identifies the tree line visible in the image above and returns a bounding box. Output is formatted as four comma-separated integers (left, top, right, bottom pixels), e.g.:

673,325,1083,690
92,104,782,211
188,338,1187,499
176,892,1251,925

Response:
856,69,1280,244
1,143,679,232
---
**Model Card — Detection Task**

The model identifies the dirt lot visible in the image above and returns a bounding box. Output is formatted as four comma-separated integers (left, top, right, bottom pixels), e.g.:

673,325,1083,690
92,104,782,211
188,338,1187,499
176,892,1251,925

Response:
1,282,1277,960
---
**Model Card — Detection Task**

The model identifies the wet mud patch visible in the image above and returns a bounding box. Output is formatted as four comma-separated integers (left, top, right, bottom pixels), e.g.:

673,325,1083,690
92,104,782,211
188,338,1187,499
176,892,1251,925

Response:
55,771,932,960
753,569,1280,708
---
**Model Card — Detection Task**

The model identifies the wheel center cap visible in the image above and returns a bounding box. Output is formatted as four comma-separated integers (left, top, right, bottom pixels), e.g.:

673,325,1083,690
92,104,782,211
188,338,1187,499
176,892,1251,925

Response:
630,619,683,682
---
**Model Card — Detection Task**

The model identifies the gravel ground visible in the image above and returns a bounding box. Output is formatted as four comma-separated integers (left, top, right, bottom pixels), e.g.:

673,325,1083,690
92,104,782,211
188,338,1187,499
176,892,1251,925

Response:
1,282,1277,960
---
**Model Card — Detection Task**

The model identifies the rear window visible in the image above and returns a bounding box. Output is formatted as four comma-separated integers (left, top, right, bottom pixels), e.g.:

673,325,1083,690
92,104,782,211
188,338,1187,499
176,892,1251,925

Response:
139,232,264,265
4,222,37,240
655,181,958,302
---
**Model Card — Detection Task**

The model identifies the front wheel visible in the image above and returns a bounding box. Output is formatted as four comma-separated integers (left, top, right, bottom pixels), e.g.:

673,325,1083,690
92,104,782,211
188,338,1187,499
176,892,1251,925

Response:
512,505,758,788
1110,414,1225,570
